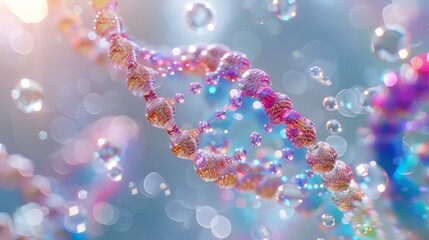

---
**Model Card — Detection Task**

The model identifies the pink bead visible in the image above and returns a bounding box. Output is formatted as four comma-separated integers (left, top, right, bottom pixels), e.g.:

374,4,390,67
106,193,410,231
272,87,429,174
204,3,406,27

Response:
263,92,293,126
321,160,352,192
306,142,337,173
145,98,176,131
331,180,364,212
239,69,271,97
257,87,276,109
217,52,250,82
286,117,317,148
199,44,230,72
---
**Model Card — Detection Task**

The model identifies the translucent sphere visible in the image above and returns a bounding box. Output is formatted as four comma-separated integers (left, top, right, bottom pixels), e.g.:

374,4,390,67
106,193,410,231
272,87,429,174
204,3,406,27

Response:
184,2,215,35
272,0,297,21
308,66,324,80
323,96,338,111
321,214,335,228
359,86,382,113
94,140,121,167
251,225,271,240
11,78,44,113
355,162,388,200
326,119,342,134
275,184,303,208
370,26,410,63
107,165,123,181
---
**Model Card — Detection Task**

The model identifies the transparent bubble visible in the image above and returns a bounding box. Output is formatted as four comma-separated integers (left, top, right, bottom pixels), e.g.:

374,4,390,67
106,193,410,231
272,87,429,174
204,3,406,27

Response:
196,206,217,228
184,2,215,35
326,119,342,134
323,97,338,111
107,165,123,182
370,26,410,63
276,184,303,208
272,0,297,21
94,140,121,168
321,214,335,228
355,162,388,200
11,78,44,113
326,135,347,157
211,215,232,238
251,225,271,240
293,174,308,189
309,66,324,80
354,223,372,237
336,89,361,117
360,86,383,113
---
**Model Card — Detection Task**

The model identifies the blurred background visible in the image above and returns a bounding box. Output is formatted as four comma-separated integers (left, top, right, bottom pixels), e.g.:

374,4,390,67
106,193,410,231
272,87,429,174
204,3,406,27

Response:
0,0,428,239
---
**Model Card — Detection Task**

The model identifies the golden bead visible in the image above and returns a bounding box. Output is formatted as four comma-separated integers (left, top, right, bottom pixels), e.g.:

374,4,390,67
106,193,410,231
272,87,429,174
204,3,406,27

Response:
94,8,121,38
109,35,136,69
169,129,200,160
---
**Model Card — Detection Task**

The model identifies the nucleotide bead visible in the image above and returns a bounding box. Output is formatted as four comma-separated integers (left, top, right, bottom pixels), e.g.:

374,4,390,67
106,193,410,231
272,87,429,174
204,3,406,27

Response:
90,0,118,11
127,64,158,97
215,161,250,189
332,181,365,212
199,44,230,72
306,142,337,173
285,118,317,148
262,92,293,125
94,8,121,38
235,165,265,192
216,52,251,82
195,150,232,182
169,129,200,160
109,35,136,70
321,160,352,192
145,97,176,131
239,69,271,97
256,175,282,199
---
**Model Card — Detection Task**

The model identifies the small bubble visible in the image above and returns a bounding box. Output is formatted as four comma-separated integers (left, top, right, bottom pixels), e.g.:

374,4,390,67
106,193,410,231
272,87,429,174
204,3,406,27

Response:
323,96,338,111
234,148,247,161
11,78,44,113
175,93,185,103
326,119,342,134
308,66,324,80
321,214,336,228
370,26,410,63
94,140,121,168
264,123,273,133
184,2,216,35
107,165,123,182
